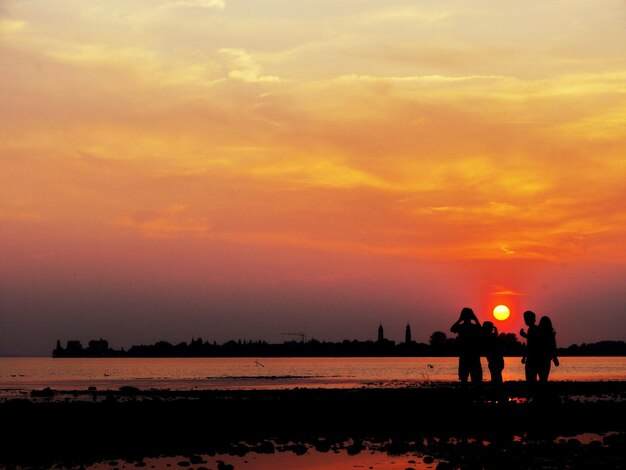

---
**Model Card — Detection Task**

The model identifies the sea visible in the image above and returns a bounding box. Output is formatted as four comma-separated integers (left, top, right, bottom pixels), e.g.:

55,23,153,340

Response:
1,356,625,395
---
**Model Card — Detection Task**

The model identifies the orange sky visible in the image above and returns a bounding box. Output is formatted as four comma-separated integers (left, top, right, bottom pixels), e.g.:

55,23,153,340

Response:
1,1,626,354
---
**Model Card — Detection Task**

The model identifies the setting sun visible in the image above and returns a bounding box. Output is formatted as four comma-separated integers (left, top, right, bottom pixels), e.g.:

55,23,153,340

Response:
493,305,510,321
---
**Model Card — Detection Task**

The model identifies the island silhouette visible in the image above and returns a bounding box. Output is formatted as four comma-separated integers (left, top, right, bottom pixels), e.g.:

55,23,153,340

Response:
52,323,626,358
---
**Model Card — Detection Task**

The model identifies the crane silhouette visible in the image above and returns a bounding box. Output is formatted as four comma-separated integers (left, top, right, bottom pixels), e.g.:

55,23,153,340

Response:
281,332,307,343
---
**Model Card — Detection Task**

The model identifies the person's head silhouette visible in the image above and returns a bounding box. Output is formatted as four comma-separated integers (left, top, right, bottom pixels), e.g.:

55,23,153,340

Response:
523,310,536,327
482,321,496,335
460,307,475,323
538,316,554,333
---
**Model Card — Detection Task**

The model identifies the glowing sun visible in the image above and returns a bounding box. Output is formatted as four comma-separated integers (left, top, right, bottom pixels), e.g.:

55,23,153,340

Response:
493,305,510,321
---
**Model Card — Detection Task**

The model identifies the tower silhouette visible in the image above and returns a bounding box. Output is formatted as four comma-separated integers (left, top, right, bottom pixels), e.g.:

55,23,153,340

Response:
378,323,384,342
405,324,412,343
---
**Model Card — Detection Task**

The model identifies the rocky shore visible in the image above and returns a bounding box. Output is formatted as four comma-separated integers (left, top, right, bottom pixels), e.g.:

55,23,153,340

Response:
1,381,624,469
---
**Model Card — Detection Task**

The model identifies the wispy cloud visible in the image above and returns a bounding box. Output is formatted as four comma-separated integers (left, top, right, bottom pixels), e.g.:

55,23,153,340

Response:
491,289,523,296
120,205,212,238
219,48,281,83
166,0,225,9
0,19,26,34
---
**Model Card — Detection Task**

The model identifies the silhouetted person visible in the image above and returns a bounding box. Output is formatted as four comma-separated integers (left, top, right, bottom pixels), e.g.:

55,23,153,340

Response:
520,310,540,383
450,307,482,384
537,316,559,382
482,321,504,385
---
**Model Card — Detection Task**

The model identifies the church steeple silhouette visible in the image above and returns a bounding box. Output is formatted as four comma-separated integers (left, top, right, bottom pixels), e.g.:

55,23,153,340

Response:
378,323,384,342
405,323,412,343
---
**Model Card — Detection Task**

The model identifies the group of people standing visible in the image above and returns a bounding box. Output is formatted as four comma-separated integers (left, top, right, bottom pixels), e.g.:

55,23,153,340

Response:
450,307,559,385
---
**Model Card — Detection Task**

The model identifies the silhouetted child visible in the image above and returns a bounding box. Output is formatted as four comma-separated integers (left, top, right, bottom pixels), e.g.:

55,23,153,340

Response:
520,310,540,383
537,316,559,382
450,307,482,384
482,321,504,385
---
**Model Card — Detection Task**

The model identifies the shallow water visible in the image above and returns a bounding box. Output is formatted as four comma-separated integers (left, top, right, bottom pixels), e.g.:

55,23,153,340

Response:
83,431,624,470
0,356,624,395
89,451,440,470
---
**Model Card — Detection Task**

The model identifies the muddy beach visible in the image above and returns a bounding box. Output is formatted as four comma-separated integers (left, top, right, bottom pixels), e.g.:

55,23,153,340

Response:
1,381,624,468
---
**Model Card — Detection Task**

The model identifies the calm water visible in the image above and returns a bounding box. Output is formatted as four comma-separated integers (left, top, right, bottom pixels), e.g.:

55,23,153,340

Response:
89,451,444,470
0,357,624,394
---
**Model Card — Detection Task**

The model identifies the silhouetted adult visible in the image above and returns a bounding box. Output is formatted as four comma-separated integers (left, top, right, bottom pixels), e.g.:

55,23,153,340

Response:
482,321,504,385
450,307,482,384
537,316,559,382
520,310,540,383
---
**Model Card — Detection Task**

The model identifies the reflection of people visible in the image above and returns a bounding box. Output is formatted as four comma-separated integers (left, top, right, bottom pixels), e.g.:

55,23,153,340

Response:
482,321,504,385
520,310,539,383
450,308,482,384
537,316,559,382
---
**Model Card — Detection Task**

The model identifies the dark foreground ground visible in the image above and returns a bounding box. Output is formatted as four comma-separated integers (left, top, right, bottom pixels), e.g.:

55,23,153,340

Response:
1,381,625,469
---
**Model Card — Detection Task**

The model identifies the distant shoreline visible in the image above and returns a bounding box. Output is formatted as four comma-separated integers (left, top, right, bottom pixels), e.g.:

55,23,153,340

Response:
51,337,626,358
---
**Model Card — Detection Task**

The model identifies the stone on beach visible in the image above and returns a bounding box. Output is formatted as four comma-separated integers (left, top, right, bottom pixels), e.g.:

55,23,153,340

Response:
188,454,205,464
257,440,275,454
216,460,234,470
31,387,55,397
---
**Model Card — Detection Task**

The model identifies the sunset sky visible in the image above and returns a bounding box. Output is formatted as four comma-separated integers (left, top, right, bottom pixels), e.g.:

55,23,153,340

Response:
2,0,626,355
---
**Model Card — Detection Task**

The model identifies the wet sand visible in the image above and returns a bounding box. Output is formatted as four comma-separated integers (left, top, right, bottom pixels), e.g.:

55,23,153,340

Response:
1,381,624,469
